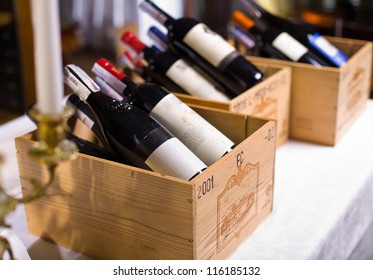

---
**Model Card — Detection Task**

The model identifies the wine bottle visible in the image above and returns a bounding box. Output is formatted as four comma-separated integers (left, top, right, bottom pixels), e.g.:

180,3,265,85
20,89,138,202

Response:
139,0,264,94
240,0,348,67
122,31,231,102
66,132,121,162
64,64,207,180
66,93,109,147
146,26,230,96
231,11,330,67
145,24,245,98
92,58,235,166
25,104,118,163
119,49,185,93
229,22,294,60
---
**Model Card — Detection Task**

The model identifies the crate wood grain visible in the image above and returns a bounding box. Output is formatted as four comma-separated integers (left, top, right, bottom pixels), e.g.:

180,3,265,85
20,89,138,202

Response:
16,106,276,260
245,37,372,145
176,63,291,148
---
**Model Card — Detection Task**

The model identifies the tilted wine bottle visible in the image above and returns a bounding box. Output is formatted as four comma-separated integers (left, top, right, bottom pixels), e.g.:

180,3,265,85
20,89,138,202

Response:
139,0,264,95
239,0,348,67
66,132,121,162
25,104,119,163
145,24,245,97
92,58,235,166
230,20,300,60
232,11,330,67
228,23,288,60
64,64,207,180
147,25,243,96
122,31,230,101
119,48,185,93
66,93,111,148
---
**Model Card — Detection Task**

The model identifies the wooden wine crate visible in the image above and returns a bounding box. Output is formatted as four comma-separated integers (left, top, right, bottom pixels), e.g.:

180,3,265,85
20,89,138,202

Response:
15,106,276,260
175,63,291,147
245,37,372,145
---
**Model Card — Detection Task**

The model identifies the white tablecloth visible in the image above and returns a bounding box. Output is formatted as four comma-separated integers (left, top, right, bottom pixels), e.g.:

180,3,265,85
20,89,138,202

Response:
1,100,373,260
230,100,373,260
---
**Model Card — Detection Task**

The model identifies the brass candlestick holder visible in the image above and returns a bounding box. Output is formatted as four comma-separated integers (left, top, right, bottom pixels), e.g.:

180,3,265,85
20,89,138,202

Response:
0,105,78,259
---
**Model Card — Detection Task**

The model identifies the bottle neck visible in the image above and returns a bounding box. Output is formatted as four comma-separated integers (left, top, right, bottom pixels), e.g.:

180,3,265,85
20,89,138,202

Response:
142,46,158,61
240,0,266,20
120,76,138,101
130,83,169,113
139,0,174,26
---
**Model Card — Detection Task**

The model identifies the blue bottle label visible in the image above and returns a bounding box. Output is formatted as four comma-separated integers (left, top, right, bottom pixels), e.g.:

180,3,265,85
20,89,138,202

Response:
308,33,348,67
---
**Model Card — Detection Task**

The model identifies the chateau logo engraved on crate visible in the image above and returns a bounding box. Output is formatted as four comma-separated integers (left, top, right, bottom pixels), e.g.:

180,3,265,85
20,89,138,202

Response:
217,161,259,253
251,97,277,119
232,72,289,143
232,72,287,115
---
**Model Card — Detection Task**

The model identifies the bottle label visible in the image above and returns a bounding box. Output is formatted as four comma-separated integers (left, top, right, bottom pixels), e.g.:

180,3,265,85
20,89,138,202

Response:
63,65,100,101
165,59,230,102
94,76,124,101
148,27,169,51
272,32,308,62
308,33,347,67
150,94,234,165
183,23,236,67
145,137,207,180
75,109,95,129
91,62,127,94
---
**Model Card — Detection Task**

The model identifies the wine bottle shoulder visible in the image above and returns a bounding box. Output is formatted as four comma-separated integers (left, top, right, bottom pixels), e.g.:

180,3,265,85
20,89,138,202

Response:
132,83,169,112
87,95,162,149
147,50,180,74
167,17,199,40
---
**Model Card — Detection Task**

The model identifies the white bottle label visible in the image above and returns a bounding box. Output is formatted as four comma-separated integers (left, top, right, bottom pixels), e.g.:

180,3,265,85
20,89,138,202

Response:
145,137,206,180
75,109,94,129
94,76,124,101
183,23,236,67
63,65,100,101
91,63,127,94
166,59,230,102
272,32,308,62
150,94,234,165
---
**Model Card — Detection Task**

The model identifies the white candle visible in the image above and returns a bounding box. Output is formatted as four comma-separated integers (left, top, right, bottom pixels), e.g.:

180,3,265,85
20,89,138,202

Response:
31,0,64,115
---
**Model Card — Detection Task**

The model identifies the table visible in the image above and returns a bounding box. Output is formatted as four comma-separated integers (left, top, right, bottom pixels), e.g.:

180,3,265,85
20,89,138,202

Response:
1,100,373,260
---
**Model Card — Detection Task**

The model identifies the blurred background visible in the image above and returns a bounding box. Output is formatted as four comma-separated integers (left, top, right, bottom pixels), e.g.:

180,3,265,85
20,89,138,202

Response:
1,0,373,124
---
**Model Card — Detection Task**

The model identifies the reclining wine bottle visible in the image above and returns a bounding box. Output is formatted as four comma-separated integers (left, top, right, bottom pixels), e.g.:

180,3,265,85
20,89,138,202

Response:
67,93,109,147
146,25,237,99
239,0,348,67
229,23,289,60
139,0,264,94
66,132,121,163
64,64,207,180
146,25,246,97
92,58,235,166
122,31,230,101
231,11,330,67
119,49,185,93
26,104,119,163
